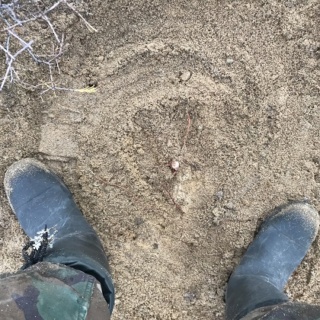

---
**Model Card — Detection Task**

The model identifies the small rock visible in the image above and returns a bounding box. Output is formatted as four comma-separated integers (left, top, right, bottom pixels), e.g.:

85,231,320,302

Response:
223,251,233,259
183,291,197,303
171,160,180,171
134,217,144,226
226,57,234,65
147,42,166,52
216,190,224,200
179,71,192,82
115,299,122,306
212,217,220,226
137,148,145,155
172,313,179,319
225,202,236,210
212,207,220,217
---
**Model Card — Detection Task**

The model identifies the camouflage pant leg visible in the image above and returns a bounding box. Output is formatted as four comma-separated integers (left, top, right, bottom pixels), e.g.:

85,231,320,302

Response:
241,302,320,320
0,262,111,320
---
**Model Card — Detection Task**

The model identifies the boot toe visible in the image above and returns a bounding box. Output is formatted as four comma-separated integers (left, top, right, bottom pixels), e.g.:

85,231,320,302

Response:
4,158,80,238
4,158,71,212
263,202,319,245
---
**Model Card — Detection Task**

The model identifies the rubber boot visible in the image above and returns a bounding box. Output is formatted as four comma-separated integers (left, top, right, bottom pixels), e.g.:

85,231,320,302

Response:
225,202,319,320
4,159,115,314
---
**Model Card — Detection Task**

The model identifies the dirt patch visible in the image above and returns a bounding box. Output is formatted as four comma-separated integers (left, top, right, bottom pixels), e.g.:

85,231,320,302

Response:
0,1,320,319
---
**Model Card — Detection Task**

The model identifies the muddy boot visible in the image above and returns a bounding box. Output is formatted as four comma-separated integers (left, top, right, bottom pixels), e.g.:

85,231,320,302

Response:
225,202,319,320
4,158,115,314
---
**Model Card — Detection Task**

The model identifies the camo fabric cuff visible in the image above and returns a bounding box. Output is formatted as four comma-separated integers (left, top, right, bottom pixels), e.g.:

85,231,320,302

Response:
0,262,110,320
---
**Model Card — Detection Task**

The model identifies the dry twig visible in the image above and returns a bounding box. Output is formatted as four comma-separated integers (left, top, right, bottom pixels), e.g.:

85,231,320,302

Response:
0,0,97,93
162,186,186,214
181,111,192,151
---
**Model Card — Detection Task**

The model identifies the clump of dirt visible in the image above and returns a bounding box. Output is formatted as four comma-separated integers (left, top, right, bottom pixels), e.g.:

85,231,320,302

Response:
0,1,319,319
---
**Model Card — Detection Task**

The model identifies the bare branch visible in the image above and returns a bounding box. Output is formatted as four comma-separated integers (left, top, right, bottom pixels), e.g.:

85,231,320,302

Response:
0,0,98,92
42,14,61,44
63,0,98,33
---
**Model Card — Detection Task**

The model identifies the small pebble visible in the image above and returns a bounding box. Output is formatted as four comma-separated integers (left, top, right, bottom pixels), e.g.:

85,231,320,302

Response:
212,207,220,217
225,202,236,210
134,217,144,226
171,160,180,171
179,70,192,82
226,57,234,64
183,292,197,303
216,190,224,200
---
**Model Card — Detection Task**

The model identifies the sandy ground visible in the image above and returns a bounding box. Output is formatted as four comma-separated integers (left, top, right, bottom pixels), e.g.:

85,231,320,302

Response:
0,1,320,319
